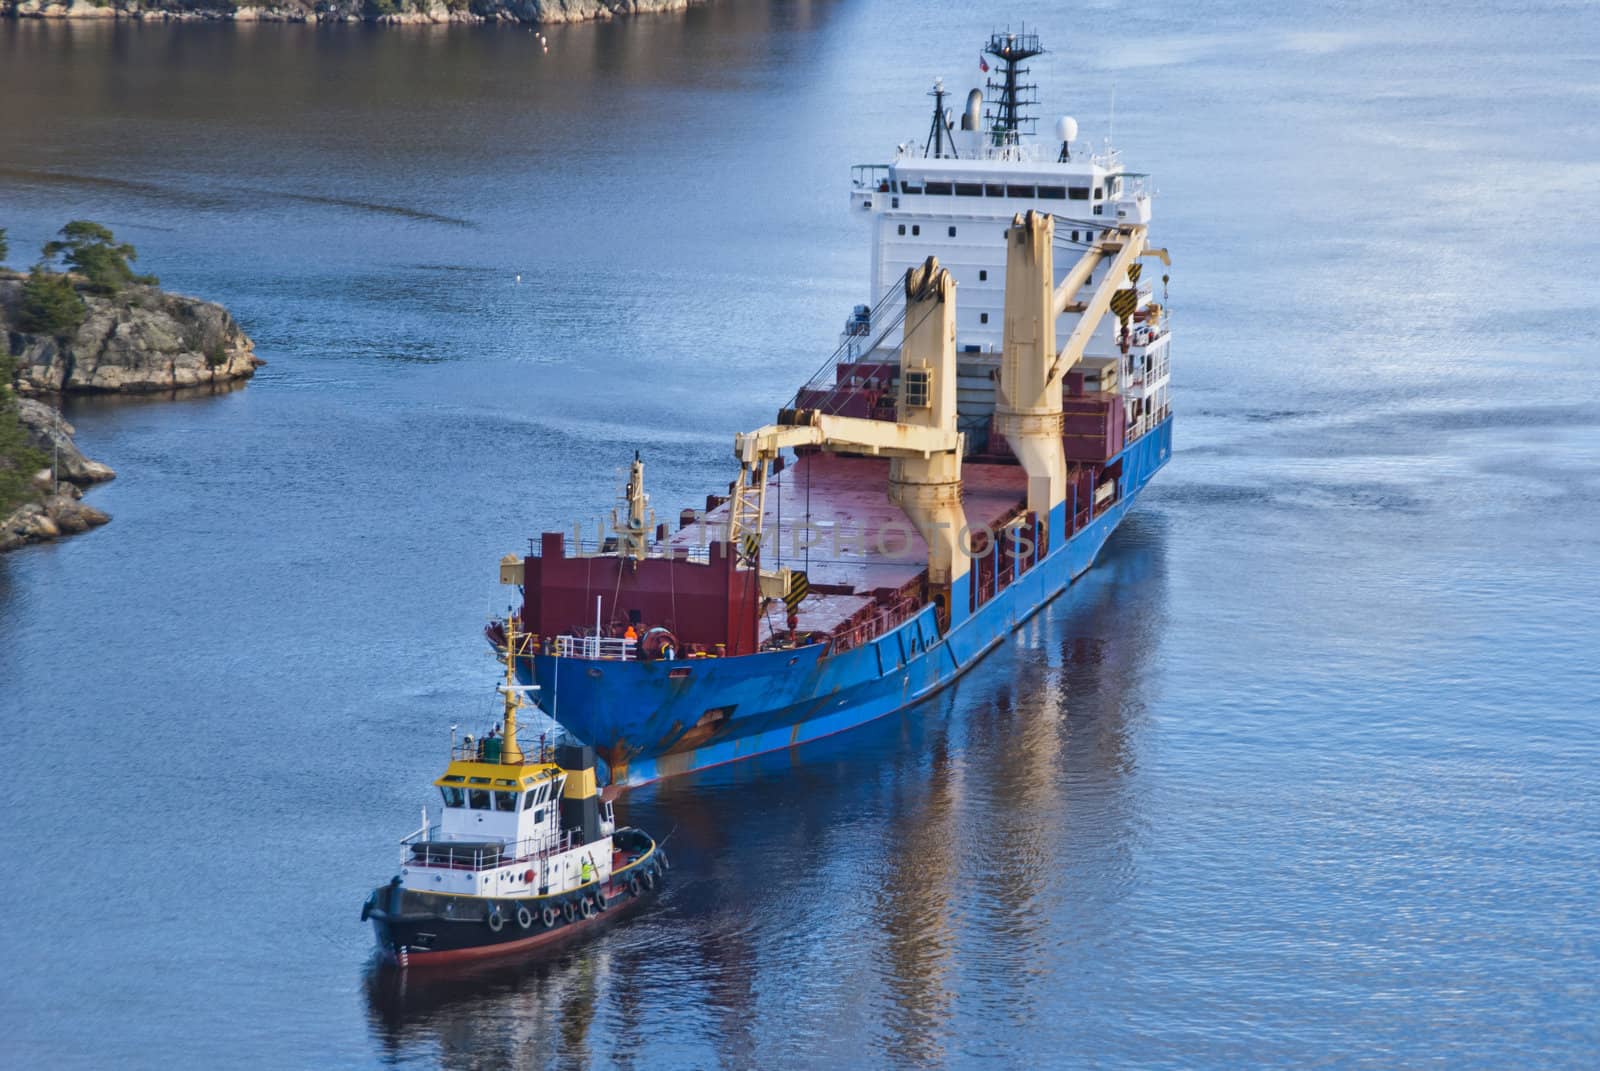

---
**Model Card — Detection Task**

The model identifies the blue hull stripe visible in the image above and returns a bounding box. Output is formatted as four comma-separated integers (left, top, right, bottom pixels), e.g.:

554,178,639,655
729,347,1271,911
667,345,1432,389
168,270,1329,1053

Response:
521,417,1173,786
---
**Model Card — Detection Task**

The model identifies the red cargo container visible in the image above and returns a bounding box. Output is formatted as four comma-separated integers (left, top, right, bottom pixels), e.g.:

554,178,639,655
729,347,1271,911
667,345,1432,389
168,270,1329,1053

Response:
1061,392,1125,463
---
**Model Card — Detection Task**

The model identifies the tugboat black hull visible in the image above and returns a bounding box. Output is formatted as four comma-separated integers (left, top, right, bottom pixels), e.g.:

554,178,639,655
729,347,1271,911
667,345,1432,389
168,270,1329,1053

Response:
362,835,668,969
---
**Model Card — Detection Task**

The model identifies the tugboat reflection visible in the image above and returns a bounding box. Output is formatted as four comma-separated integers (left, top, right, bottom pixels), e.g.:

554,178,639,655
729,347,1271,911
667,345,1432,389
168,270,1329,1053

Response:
365,514,1167,1066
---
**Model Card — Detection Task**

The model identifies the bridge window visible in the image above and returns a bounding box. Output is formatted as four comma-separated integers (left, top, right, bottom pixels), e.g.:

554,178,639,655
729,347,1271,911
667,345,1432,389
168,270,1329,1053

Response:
494,791,518,812
523,789,539,811
912,225,921,236
1107,177,1121,196
925,181,953,195
978,270,987,281
440,786,465,808
898,224,906,235
980,313,990,324
468,789,491,810
1006,184,1034,198
948,226,957,237
955,183,982,196
1093,186,1103,199
900,181,923,194
1038,185,1067,199
985,184,1006,197
1069,187,1089,200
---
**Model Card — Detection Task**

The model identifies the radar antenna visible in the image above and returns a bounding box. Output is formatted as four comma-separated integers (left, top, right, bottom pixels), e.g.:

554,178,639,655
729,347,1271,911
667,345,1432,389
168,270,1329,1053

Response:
923,78,959,159
982,28,1045,149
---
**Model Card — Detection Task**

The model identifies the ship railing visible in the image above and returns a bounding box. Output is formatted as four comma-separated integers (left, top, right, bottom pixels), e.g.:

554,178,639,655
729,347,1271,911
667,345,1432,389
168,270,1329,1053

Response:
823,593,924,657
400,829,579,871
527,537,712,564
1126,404,1171,443
552,634,636,661
447,740,557,764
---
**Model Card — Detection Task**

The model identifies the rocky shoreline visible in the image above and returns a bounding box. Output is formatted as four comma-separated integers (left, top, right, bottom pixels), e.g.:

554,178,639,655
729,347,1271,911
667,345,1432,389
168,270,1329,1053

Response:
1,0,704,25
1,272,262,395
1,267,260,552
0,398,114,552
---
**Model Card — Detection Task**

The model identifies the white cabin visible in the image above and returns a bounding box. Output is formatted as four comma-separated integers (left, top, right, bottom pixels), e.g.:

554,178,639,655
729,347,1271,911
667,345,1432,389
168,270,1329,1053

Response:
837,32,1172,442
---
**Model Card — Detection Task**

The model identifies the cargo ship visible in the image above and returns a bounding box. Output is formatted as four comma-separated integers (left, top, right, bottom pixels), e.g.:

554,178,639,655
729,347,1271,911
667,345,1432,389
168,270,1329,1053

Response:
488,31,1173,787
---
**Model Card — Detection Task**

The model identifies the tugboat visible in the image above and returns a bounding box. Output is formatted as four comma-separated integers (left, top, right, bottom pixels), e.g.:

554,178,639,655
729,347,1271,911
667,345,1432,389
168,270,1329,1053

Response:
362,616,668,968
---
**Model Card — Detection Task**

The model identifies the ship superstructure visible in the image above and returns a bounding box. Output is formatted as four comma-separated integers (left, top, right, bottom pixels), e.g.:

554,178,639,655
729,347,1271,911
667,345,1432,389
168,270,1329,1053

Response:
488,32,1174,787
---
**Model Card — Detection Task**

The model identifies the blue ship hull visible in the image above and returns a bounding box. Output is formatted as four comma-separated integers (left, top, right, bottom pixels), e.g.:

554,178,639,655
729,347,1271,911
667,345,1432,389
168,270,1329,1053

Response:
517,417,1172,787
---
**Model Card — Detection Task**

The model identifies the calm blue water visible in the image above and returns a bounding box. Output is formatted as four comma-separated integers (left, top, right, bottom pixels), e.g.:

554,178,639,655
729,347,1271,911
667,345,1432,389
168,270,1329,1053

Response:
2,2,1597,1067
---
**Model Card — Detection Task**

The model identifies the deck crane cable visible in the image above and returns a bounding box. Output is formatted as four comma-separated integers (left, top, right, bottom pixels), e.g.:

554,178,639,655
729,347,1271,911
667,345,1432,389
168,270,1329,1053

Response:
785,281,907,412
816,296,934,418
810,291,943,420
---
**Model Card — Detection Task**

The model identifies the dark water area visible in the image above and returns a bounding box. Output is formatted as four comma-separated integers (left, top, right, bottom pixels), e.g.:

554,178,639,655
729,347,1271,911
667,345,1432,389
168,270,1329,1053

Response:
2,2,1598,1067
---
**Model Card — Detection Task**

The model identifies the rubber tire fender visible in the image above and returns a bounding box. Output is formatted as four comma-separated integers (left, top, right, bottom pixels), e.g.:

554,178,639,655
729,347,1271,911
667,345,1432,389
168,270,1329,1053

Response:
658,850,670,871
563,899,577,923
642,868,656,891
595,886,608,910
580,897,596,919
516,905,534,930
541,905,558,928
627,875,641,897
486,908,505,933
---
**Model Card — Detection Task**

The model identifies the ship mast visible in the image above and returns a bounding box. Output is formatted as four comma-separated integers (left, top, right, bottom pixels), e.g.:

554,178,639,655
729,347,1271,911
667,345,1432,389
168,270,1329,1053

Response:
499,612,526,765
983,29,1044,149
923,78,958,159
611,451,655,566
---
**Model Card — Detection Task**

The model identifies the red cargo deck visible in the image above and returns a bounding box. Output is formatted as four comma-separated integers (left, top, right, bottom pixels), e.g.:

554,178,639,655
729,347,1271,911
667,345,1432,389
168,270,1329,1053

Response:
671,453,1029,597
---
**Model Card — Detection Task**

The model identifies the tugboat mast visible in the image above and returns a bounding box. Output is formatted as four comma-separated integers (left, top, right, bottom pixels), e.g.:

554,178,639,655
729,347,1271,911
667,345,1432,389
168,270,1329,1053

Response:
498,613,526,765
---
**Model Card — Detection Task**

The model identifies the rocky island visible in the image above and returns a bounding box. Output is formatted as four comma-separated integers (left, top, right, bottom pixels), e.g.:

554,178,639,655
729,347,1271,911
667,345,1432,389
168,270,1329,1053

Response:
1,0,704,25
1,222,260,552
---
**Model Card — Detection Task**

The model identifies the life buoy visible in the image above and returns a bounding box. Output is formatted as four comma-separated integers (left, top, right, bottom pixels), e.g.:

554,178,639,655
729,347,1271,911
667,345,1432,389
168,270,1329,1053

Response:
516,905,534,930
627,875,641,897
524,869,535,883
563,900,577,923
486,909,505,933
542,905,558,928
594,887,608,910
580,897,596,919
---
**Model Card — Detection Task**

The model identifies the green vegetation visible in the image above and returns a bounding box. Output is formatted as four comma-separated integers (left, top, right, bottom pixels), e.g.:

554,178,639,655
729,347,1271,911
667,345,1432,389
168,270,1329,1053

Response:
0,355,49,517
364,0,398,15
0,228,9,266
16,268,86,339
41,220,156,295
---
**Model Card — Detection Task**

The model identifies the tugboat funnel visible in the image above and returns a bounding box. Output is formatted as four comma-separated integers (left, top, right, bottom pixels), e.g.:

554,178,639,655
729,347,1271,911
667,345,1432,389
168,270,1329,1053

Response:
557,740,603,844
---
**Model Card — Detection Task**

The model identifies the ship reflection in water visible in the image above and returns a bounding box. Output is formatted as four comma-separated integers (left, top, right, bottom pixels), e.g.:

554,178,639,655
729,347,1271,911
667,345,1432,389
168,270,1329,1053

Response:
364,514,1168,1066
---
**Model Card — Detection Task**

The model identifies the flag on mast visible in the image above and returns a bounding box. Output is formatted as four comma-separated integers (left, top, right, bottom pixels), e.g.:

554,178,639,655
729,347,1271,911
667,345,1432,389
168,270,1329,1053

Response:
979,54,990,73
